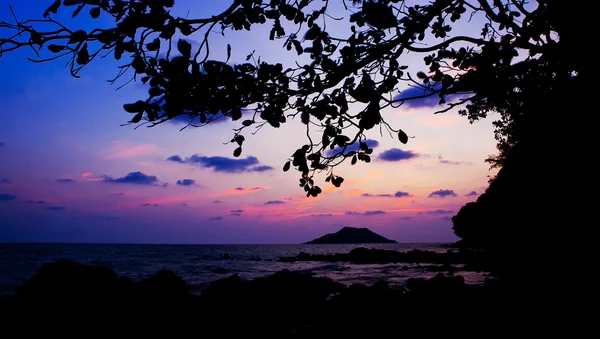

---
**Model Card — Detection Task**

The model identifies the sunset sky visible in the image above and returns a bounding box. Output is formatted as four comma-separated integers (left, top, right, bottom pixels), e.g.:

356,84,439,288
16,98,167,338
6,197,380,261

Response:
0,0,498,244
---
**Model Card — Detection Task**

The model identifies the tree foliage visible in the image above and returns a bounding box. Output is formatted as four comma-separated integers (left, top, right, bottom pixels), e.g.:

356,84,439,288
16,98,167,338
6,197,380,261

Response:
0,0,583,196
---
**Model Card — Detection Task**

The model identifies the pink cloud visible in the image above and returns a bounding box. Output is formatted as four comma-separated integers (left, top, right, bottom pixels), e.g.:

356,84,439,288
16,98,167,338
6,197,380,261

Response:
103,141,159,159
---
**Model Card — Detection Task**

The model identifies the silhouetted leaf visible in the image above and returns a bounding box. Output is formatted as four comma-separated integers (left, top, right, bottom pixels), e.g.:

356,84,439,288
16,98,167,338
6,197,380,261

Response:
416,71,428,79
89,7,101,19
44,0,61,17
233,147,242,157
76,44,89,65
131,112,143,123
47,44,65,53
226,44,231,62
242,120,254,126
398,129,408,144
351,155,357,165
72,4,85,18
123,101,146,113
68,30,87,45
283,161,291,172
177,39,192,59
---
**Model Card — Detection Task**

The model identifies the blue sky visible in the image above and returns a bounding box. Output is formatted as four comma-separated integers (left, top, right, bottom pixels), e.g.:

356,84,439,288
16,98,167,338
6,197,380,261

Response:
0,0,498,244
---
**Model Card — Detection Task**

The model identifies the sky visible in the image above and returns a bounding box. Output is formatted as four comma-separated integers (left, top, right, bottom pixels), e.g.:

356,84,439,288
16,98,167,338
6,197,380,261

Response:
0,0,499,244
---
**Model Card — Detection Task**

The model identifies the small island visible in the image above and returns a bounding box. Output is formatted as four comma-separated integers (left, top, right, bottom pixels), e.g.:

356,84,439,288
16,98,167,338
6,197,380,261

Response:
304,226,398,244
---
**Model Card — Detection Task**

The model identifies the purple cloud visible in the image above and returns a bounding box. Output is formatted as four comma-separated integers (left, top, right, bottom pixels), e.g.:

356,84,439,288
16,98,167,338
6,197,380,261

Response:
379,148,419,161
46,206,66,211
209,216,223,221
231,209,244,213
235,187,245,190
328,139,380,156
345,210,386,216
230,213,242,216
265,200,285,205
428,189,458,198
438,156,461,165
167,154,272,173
311,213,333,217
0,193,17,201
0,142,5,147
176,179,196,186
102,171,163,186
25,200,46,204
465,191,479,196
141,203,160,207
362,193,394,198
56,178,75,183
0,178,10,184
420,209,454,215
212,200,224,203
394,191,412,198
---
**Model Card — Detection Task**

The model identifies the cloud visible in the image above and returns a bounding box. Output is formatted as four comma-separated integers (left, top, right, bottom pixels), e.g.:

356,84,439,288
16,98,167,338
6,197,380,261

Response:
265,200,285,205
420,209,454,215
235,186,263,191
428,189,458,198
394,191,412,198
25,200,46,204
379,148,419,161
393,84,468,109
0,142,5,147
46,206,66,211
399,216,413,220
345,210,386,216
181,203,189,206
0,193,17,201
176,179,197,186
104,142,158,159
102,171,164,186
465,191,479,196
311,213,333,217
0,178,9,184
230,213,242,216
56,178,75,183
438,156,473,165
209,216,223,221
231,209,244,213
251,165,275,172
328,139,380,156
440,216,453,221
212,200,224,203
364,210,386,216
438,156,461,165
167,154,272,173
362,193,394,198
141,203,160,207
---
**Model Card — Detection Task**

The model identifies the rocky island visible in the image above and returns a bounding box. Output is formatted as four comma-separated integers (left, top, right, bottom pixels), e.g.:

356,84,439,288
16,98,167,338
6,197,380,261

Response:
304,226,398,244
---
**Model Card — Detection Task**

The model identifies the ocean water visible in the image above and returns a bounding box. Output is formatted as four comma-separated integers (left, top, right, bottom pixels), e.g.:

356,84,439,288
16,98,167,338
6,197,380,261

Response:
0,242,489,297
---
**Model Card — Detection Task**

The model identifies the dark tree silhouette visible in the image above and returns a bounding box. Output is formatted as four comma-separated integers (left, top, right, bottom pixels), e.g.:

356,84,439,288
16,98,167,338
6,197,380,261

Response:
0,0,584,198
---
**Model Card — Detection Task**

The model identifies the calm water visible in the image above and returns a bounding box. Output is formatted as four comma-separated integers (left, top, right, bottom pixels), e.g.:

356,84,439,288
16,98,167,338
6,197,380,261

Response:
0,243,488,297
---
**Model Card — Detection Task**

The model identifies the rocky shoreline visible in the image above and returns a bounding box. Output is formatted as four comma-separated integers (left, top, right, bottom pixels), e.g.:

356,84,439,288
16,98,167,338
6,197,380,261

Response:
0,248,517,338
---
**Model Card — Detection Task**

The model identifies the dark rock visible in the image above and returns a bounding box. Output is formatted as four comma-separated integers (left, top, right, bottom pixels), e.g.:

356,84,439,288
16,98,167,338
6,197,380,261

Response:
304,226,397,244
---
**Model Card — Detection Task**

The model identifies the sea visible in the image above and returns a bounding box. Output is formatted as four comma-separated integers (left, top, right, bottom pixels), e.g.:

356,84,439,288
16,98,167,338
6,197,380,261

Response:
0,242,490,297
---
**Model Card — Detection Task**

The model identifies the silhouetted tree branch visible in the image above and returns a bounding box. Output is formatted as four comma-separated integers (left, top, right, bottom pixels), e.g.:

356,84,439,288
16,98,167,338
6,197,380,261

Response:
0,0,582,196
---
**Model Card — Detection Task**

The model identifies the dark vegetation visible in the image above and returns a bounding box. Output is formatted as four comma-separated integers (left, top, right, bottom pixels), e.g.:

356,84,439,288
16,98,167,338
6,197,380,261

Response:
0,259,511,338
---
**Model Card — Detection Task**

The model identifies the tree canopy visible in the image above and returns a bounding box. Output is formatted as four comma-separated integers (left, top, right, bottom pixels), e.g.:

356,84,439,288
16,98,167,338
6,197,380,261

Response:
0,0,583,197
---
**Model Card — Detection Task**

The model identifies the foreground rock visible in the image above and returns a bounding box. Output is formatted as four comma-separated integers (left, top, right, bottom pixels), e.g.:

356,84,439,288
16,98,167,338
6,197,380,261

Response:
0,259,515,338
